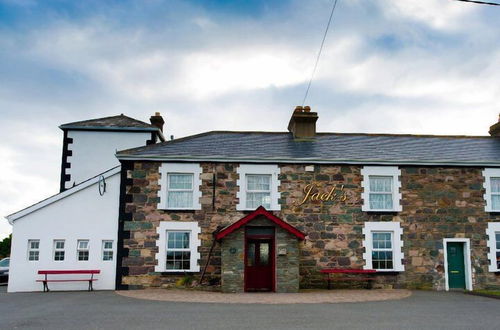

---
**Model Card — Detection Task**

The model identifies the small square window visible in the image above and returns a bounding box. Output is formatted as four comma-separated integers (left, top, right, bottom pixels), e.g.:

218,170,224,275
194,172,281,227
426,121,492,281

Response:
77,240,89,261
102,240,113,261
28,239,40,261
53,240,65,261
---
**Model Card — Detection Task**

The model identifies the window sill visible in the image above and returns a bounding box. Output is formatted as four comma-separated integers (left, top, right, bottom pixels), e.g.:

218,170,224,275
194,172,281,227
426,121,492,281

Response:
363,209,400,213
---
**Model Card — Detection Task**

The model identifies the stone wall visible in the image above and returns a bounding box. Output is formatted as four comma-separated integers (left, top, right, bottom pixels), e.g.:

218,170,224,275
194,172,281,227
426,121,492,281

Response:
119,161,500,291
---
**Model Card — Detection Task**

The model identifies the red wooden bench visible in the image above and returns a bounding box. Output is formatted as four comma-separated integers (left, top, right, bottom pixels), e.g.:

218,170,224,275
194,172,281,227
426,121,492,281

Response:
37,270,100,292
320,268,377,290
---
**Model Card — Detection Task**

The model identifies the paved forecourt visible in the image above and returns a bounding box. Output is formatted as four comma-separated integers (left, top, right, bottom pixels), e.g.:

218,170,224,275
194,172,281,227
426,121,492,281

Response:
1,287,499,330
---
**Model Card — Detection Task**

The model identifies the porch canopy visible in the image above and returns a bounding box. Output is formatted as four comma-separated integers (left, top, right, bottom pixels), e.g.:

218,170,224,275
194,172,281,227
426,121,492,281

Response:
215,206,306,241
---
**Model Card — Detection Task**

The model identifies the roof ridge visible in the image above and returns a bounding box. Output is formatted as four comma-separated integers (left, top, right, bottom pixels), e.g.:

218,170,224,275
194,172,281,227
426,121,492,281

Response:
60,114,154,129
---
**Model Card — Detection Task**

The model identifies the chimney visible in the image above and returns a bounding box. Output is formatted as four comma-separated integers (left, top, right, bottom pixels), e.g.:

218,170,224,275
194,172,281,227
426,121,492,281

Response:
287,106,319,139
150,112,165,132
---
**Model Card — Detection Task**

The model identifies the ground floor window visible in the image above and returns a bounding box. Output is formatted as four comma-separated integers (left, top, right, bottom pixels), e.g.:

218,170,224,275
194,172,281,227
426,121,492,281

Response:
77,240,89,261
27,239,40,261
166,231,191,270
53,240,65,261
486,223,500,272
102,240,114,261
155,221,201,272
362,222,404,272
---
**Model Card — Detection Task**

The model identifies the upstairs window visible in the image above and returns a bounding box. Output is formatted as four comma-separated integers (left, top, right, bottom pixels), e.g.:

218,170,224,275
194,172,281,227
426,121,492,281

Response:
237,164,280,211
102,240,114,261
483,169,500,212
361,166,402,212
28,240,40,261
77,240,89,261
246,174,272,209
167,173,194,209
158,163,202,210
53,240,65,261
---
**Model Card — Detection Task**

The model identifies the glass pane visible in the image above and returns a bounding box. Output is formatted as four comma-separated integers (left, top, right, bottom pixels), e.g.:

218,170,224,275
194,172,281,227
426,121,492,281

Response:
30,241,39,249
103,251,113,261
168,191,193,208
246,192,271,209
78,251,89,261
166,251,190,270
247,175,271,191
167,231,190,249
247,243,255,267
370,176,392,192
492,195,500,210
497,252,500,269
55,241,64,249
168,174,193,190
104,241,113,249
29,251,39,261
372,251,393,270
496,233,500,250
491,178,500,193
259,243,269,266
55,251,65,261
369,193,393,210
78,241,89,249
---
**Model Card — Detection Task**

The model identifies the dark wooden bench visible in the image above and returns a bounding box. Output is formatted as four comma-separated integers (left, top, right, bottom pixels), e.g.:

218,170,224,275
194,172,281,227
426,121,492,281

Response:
37,270,100,292
320,268,377,289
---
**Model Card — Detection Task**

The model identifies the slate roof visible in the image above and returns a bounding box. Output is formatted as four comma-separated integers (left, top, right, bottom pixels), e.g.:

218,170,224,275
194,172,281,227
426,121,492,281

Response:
116,131,500,166
60,114,158,131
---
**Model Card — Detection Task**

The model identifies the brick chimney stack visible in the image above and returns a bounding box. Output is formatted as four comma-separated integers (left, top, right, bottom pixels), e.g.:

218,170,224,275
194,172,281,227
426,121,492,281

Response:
150,112,165,132
489,114,500,136
287,106,319,139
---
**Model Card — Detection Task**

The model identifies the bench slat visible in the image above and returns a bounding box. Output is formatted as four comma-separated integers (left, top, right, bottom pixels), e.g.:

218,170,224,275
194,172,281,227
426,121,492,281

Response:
38,270,100,275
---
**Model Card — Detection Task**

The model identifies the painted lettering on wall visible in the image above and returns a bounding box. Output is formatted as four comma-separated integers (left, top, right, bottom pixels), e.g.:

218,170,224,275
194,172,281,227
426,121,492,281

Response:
292,182,348,211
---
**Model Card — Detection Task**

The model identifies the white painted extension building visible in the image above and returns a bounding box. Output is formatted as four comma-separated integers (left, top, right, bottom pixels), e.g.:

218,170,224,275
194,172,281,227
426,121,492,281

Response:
6,114,165,292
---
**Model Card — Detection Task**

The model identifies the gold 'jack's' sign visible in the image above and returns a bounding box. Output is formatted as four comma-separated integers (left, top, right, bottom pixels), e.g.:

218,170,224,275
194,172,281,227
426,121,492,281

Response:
292,182,348,212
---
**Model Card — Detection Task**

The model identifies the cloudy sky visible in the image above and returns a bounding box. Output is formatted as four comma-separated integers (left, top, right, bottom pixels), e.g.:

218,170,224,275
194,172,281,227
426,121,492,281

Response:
1,0,499,239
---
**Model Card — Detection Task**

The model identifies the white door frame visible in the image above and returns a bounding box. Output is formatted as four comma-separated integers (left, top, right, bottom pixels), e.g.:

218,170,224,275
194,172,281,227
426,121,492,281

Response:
443,238,473,291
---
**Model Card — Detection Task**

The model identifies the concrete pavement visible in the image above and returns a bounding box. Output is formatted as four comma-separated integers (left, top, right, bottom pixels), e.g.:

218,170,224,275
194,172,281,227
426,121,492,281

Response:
1,286,499,330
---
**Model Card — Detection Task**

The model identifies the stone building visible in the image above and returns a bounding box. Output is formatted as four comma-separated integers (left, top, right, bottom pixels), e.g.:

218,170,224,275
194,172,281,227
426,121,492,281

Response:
114,108,500,293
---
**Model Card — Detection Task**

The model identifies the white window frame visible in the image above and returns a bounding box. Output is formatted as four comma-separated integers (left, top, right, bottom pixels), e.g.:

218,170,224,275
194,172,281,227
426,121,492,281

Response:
53,240,65,262
236,164,280,211
362,222,405,272
486,222,500,272
482,168,500,212
158,163,202,210
155,222,201,272
27,239,40,261
361,166,402,212
77,240,90,261
102,240,114,261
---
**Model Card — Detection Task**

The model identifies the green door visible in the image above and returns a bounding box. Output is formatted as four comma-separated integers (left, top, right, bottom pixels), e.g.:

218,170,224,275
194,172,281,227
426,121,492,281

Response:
447,242,466,290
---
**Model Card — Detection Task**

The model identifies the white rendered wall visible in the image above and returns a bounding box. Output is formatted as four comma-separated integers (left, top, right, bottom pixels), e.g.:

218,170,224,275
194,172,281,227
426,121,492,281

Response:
65,130,151,189
8,173,120,292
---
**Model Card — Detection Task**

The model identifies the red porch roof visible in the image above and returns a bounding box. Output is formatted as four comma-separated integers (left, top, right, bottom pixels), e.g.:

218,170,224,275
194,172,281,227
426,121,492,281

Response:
215,206,306,240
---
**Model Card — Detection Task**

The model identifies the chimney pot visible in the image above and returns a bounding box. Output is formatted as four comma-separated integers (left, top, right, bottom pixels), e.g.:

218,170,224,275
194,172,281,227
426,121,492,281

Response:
287,106,318,140
150,112,165,132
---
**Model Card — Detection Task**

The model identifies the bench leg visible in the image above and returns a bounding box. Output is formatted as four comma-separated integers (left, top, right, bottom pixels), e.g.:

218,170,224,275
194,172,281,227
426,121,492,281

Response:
88,280,93,291
43,281,49,292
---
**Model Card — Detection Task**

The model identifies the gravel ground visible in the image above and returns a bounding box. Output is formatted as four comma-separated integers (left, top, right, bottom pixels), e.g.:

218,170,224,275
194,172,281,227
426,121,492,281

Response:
117,288,412,304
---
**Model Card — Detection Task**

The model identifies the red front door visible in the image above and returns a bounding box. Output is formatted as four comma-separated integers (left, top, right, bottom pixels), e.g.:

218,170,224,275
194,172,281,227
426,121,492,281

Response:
245,236,274,292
